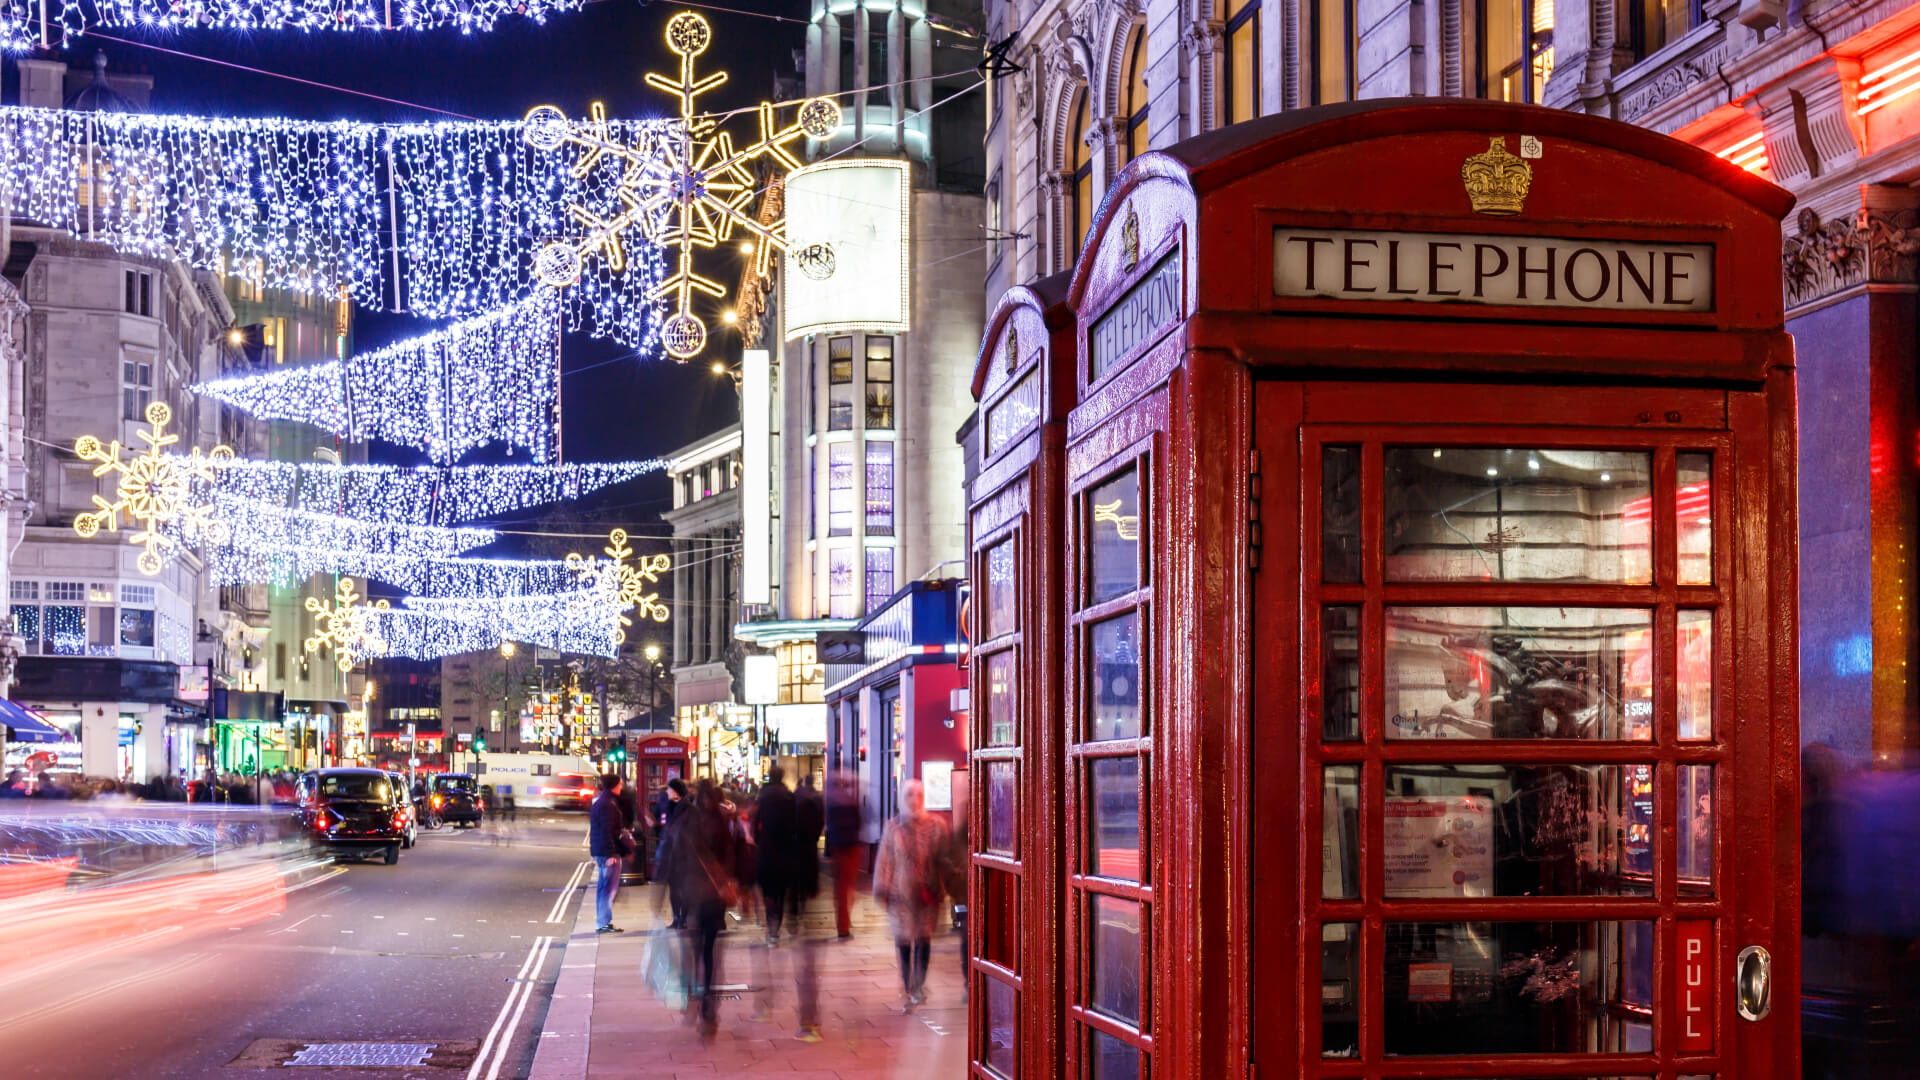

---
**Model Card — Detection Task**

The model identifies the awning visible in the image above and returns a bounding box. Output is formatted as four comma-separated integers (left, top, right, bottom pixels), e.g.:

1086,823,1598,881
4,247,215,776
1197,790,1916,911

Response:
0,699,66,744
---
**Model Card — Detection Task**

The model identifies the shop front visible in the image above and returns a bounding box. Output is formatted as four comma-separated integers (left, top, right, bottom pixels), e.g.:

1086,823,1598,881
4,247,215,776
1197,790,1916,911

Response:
968,101,1800,1080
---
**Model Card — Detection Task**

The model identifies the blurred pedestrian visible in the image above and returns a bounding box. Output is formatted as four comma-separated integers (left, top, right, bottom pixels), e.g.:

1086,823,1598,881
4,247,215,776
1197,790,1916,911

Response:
753,766,799,946
666,779,739,1040
654,778,688,929
0,769,25,797
588,773,632,934
873,779,950,1009
825,768,865,939
792,773,826,1040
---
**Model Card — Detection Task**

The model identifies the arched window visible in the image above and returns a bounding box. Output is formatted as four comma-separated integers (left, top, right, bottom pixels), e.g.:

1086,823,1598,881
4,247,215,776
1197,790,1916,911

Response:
1224,0,1259,123
1070,87,1093,260
1121,28,1150,162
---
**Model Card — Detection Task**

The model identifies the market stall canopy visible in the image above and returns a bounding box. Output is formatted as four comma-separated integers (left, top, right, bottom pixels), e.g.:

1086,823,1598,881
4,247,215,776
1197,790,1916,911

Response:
0,699,64,743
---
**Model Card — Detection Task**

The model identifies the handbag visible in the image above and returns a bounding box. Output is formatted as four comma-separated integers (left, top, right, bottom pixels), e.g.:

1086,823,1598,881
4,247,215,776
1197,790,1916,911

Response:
617,828,637,858
696,851,741,909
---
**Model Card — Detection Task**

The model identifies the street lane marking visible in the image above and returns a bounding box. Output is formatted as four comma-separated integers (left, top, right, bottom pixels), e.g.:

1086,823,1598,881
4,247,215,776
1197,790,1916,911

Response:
269,914,321,936
544,861,592,924
487,937,552,1080
0,951,204,1032
467,935,552,1080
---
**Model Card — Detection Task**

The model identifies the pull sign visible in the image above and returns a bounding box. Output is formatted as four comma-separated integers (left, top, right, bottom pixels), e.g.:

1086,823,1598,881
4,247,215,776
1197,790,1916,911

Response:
1678,920,1714,1051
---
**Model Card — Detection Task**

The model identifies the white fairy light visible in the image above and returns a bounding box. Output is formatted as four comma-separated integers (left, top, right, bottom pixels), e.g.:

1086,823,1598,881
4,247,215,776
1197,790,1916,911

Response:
67,0,588,36
208,458,667,526
192,291,563,463
380,585,626,658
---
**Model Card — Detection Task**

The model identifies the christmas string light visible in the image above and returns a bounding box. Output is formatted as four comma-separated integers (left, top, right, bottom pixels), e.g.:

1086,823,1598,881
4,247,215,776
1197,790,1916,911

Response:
565,527,669,644
304,576,390,671
68,0,587,37
208,458,667,527
74,401,234,575
192,291,563,463
213,496,499,559
0,105,666,345
382,586,625,658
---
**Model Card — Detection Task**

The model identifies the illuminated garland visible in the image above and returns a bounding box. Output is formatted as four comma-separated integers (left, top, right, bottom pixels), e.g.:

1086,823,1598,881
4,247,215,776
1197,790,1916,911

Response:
381,586,624,658
55,0,586,37
209,458,666,526
213,496,498,559
304,576,390,672
566,527,669,644
73,401,233,575
192,291,562,462
0,106,665,345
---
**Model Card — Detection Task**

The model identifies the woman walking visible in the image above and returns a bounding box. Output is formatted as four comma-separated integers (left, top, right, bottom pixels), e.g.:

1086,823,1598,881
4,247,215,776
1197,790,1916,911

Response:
872,779,951,1010
665,779,738,1040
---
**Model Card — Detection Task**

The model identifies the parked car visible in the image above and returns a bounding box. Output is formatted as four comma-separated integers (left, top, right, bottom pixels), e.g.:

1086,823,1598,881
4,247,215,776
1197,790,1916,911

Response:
296,768,407,864
386,772,418,848
431,773,484,828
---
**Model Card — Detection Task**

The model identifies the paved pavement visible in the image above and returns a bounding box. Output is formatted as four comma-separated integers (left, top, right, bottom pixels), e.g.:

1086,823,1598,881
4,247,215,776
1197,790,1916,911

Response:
529,872,967,1080
0,813,591,1079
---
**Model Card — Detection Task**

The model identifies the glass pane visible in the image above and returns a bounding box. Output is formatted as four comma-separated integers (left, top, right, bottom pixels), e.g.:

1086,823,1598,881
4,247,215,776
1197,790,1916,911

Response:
1385,607,1653,740
986,650,1017,747
1323,606,1360,740
1383,921,1654,1056
1089,1029,1139,1080
1090,756,1141,880
1677,452,1712,585
985,538,1018,639
1089,613,1143,741
979,869,1019,968
1679,610,1712,739
1322,765,1358,898
1088,469,1140,603
983,976,1017,1077
985,760,1016,856
1321,922,1359,1058
1089,895,1142,1025
1385,764,1648,897
1679,765,1713,891
1385,449,1651,584
1322,445,1361,583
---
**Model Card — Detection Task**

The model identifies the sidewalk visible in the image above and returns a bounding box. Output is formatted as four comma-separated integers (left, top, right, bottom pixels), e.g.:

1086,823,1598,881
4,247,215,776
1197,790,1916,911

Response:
531,873,968,1079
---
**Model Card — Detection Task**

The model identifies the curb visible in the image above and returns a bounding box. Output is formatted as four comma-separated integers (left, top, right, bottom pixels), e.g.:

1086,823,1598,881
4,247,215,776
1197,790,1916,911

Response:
527,875,600,1080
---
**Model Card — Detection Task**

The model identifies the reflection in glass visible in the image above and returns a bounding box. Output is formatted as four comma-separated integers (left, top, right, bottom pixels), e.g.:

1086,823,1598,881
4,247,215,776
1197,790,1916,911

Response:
1385,448,1651,584
1323,765,1358,899
986,650,1017,746
1384,764,1647,897
1089,469,1141,603
1679,765,1712,890
1385,607,1652,740
1089,1030,1140,1080
1089,895,1142,1025
1324,606,1360,740
1677,452,1712,585
1091,757,1141,880
986,538,1018,639
985,760,1016,856
1383,921,1653,1056
1321,922,1359,1057
1679,610,1712,739
1090,614,1143,740
983,976,1017,1077
1323,445,1361,583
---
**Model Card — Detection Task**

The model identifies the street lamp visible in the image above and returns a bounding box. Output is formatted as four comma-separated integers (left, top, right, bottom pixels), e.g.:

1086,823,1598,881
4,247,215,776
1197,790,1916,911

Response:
643,644,661,733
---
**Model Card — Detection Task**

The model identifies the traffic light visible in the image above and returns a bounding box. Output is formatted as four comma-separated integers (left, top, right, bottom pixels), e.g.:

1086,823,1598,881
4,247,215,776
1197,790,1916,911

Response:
473,733,487,753
608,743,626,763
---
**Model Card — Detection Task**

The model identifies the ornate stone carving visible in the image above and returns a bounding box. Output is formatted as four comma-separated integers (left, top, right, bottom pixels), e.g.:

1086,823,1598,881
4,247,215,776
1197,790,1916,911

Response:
1618,44,1731,122
1782,208,1865,307
1181,15,1224,53
1859,206,1920,286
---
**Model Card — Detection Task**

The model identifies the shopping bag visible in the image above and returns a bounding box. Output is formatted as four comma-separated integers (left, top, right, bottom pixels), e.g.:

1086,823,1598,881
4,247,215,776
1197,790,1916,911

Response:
642,929,687,1010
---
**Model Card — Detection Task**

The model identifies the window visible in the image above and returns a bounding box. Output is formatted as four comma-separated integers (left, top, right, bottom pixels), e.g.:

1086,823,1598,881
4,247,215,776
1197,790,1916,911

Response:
1479,0,1554,102
809,447,819,540
1627,0,1697,62
865,547,894,613
865,337,894,429
828,336,855,430
869,12,891,106
828,547,857,619
119,607,155,648
829,441,856,536
11,604,39,655
45,605,85,655
1313,0,1354,104
1224,0,1258,124
1121,28,1151,161
986,176,1003,264
808,338,818,435
778,640,823,704
865,442,895,535
839,17,857,94
11,580,37,602
1069,88,1093,260
122,358,153,421
124,269,151,316
276,641,287,680
46,582,85,603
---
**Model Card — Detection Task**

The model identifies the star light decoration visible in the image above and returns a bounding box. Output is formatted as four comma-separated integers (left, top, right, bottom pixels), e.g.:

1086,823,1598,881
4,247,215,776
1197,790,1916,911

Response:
523,10,842,360
73,401,234,575
566,527,670,644
304,577,391,672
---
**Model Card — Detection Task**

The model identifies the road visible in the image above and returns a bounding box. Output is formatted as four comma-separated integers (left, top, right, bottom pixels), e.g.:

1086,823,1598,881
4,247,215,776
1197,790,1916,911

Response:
0,815,593,1080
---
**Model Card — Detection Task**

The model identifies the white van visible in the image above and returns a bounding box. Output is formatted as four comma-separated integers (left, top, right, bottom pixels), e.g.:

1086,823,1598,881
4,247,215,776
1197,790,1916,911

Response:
471,752,599,810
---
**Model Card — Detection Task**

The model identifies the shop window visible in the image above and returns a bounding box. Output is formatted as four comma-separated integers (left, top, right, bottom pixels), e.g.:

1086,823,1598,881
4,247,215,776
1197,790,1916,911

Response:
828,546,856,619
864,546,894,613
1312,0,1354,104
865,442,894,535
1121,27,1150,161
122,358,153,421
1478,0,1554,103
828,442,856,536
1224,0,1258,124
865,337,894,429
1069,87,1092,260
828,336,855,430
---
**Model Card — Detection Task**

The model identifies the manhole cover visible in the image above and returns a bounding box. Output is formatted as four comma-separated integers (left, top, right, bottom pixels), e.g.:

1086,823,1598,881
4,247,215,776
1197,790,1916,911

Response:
284,1043,435,1067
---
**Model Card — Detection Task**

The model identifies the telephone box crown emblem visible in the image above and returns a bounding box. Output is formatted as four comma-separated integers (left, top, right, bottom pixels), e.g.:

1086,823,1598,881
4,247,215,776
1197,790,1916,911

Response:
1120,202,1140,270
1461,136,1532,216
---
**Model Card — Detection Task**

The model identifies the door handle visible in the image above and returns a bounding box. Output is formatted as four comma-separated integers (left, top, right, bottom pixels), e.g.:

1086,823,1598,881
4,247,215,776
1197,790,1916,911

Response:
1734,945,1772,1021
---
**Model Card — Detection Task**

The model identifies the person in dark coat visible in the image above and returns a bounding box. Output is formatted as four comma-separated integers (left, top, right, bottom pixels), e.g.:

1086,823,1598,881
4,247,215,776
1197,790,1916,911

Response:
794,774,825,900
666,779,738,1039
824,768,866,938
753,766,800,945
588,773,630,933
653,778,688,929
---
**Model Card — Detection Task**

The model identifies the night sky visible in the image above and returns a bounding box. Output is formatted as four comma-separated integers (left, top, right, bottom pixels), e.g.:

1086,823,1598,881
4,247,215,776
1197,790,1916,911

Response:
6,1,812,551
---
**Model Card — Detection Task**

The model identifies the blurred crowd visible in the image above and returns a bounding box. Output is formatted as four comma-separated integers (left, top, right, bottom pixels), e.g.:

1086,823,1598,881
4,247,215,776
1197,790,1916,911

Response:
0,768,304,804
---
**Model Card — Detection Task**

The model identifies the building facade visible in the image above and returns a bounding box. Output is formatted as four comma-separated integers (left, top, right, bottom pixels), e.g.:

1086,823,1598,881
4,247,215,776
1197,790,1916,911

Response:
666,424,743,737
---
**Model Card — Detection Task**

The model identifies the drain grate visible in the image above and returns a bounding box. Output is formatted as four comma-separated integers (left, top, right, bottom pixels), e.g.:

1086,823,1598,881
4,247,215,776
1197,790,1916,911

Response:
284,1043,436,1067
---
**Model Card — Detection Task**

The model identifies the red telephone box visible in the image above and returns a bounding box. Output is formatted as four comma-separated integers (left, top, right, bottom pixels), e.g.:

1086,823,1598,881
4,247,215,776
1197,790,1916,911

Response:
633,733,689,799
968,100,1798,1080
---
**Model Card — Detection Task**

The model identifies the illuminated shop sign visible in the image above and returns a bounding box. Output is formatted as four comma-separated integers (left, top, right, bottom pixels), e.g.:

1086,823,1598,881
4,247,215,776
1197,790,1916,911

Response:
1273,228,1714,312
783,159,911,338
1089,249,1182,380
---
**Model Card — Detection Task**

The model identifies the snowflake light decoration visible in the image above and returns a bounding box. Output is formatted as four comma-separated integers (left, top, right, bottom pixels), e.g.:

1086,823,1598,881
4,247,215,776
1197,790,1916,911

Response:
304,577,392,672
523,10,841,360
73,401,234,575
566,527,671,644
